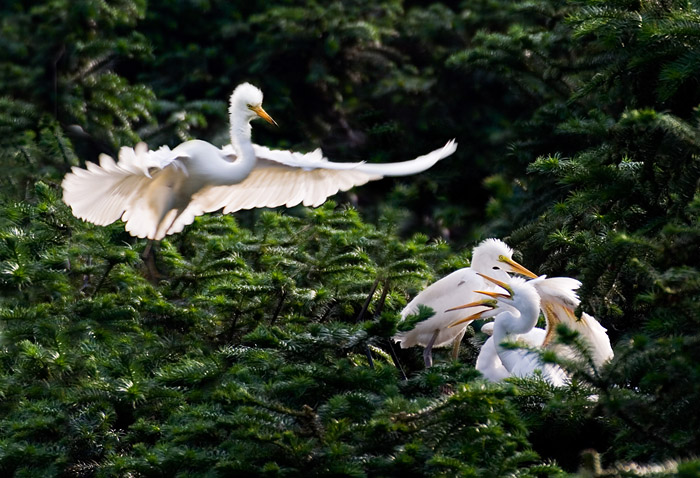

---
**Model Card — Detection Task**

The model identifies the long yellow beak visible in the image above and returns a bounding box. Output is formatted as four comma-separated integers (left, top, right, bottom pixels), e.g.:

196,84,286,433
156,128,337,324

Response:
250,105,278,126
476,273,514,296
446,298,496,328
445,298,497,312
498,255,537,279
448,308,494,328
475,290,510,299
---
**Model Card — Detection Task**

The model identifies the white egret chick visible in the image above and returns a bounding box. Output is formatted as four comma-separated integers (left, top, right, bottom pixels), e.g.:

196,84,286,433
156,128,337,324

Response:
393,238,537,368
450,274,568,386
461,276,613,382
62,83,457,240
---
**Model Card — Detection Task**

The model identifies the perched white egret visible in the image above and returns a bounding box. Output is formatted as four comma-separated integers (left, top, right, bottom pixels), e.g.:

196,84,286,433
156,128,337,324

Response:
451,275,613,382
393,238,537,367
476,276,613,377
62,83,457,240
476,277,613,382
450,274,569,386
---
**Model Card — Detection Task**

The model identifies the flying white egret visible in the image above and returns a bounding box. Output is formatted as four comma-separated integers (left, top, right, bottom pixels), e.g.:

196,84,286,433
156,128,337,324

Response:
62,82,457,240
393,238,537,367
449,274,569,386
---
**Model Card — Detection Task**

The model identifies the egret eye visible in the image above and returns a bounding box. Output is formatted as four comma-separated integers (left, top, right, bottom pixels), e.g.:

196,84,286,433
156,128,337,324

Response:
492,266,500,270
246,104,253,109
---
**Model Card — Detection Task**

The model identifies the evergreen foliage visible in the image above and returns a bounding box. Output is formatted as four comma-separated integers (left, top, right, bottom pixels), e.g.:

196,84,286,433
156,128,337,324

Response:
1,0,699,476
0,196,563,476
454,0,700,466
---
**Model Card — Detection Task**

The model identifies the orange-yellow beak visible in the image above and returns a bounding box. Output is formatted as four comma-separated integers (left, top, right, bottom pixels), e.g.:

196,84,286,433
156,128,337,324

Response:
476,272,515,296
446,298,497,328
445,298,497,312
250,105,278,126
498,255,537,279
474,289,510,300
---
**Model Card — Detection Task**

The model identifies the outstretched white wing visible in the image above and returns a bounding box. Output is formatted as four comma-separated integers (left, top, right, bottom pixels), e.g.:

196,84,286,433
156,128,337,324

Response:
189,139,457,215
63,138,457,240
61,143,188,229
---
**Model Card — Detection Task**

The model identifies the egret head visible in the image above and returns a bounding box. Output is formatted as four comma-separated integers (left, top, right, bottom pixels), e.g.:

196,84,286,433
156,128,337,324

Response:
470,238,537,280
505,276,541,316
229,83,277,126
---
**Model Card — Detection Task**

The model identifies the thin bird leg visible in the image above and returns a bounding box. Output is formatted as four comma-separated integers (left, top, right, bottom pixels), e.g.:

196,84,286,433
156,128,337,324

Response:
387,339,407,381
141,240,162,281
423,329,440,368
356,278,380,322
450,327,467,361
141,240,154,260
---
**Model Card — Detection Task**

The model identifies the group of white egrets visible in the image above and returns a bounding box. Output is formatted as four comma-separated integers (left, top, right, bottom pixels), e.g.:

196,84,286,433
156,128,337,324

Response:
394,238,614,385
62,83,612,385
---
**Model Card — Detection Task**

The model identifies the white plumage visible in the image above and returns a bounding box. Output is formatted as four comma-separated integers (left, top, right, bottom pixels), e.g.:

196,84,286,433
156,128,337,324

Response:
452,274,613,384
476,321,545,382
466,275,569,386
62,82,457,240
393,238,537,367
532,276,613,368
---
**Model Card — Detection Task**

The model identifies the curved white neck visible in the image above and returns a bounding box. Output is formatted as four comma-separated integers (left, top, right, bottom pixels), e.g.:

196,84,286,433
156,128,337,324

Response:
230,108,253,149
493,299,540,345
217,108,257,184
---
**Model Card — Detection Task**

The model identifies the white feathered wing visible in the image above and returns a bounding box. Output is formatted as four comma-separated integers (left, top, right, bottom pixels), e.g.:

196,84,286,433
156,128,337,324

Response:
62,140,457,240
167,140,456,236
